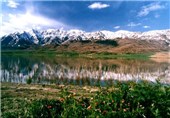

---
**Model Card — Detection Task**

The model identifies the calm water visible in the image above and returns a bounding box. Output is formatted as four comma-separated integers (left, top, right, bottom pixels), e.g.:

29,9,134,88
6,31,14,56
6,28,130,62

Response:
1,55,170,86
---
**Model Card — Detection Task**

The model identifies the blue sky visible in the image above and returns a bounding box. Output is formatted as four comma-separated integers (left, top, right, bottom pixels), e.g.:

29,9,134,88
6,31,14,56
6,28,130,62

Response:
1,0,170,35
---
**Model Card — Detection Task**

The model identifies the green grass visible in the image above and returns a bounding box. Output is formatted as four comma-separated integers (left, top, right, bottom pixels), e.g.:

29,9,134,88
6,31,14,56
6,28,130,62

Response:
1,50,57,57
1,50,153,60
89,52,153,60
1,81,170,118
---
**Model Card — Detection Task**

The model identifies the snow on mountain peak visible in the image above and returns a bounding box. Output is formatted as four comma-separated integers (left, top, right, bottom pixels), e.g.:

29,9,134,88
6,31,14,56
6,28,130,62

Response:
1,29,170,47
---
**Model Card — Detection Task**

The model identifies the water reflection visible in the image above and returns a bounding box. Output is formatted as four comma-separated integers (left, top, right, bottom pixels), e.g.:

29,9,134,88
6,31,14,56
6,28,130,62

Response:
1,55,170,86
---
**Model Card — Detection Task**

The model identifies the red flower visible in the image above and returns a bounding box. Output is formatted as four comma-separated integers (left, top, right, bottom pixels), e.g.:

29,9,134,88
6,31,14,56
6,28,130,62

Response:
102,110,107,115
47,105,52,109
82,104,85,107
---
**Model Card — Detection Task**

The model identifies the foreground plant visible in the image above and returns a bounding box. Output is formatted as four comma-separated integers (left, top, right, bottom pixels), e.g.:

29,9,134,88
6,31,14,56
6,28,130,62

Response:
2,81,170,118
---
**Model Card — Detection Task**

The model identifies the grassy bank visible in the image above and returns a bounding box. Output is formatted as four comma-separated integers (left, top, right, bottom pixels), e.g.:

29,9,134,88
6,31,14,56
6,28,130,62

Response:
1,81,170,118
1,50,152,60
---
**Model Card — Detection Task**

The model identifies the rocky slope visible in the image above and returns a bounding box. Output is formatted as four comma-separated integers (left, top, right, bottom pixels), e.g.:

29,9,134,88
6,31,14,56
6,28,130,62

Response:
1,29,170,52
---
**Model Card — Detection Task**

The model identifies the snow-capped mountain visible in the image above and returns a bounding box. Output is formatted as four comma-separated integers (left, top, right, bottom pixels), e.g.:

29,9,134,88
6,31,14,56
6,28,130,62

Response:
1,29,170,48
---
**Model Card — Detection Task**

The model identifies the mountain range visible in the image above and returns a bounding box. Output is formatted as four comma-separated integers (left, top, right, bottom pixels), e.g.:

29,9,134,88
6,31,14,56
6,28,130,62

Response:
1,29,170,53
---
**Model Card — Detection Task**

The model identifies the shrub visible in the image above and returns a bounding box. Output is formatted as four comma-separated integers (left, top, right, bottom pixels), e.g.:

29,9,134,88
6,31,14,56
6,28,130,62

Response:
26,78,32,84
95,40,118,46
2,81,170,118
28,99,63,118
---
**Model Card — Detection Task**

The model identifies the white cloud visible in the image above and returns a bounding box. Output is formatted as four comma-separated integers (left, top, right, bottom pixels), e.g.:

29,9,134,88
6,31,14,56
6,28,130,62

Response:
138,2,165,17
143,25,150,28
88,2,110,9
127,22,141,27
7,0,20,8
114,26,120,29
0,12,71,36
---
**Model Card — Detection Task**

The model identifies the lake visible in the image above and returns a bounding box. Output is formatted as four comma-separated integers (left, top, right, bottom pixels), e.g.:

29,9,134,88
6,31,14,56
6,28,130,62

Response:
1,54,170,86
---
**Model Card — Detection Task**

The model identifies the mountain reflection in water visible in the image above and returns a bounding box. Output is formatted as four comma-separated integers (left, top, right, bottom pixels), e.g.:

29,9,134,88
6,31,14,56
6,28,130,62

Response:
1,55,170,86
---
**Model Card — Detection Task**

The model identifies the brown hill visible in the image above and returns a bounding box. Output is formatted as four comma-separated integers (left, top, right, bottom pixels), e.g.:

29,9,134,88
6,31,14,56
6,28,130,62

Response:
54,39,169,53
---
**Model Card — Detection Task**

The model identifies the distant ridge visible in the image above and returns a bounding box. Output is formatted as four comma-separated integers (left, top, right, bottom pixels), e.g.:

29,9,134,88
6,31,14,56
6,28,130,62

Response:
1,29,170,53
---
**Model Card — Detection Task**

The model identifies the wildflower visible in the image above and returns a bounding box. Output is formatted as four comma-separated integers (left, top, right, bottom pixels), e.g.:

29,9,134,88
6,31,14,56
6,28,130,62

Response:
47,105,52,109
97,109,101,112
60,98,64,102
151,103,154,107
87,105,92,110
112,110,116,113
102,110,107,115
95,102,98,106
123,109,127,112
121,99,125,103
82,104,85,107
68,94,71,98
108,102,112,106
73,92,76,96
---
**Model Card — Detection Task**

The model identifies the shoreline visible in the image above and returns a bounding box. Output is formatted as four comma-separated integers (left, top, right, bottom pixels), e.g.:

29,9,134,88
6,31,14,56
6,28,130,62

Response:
150,52,170,63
